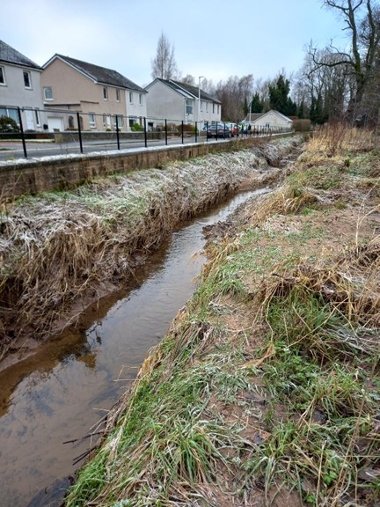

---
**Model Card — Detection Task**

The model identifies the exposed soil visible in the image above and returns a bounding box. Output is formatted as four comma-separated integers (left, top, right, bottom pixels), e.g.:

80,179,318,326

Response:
5,132,380,506
0,138,302,371
64,132,380,507
191,151,380,507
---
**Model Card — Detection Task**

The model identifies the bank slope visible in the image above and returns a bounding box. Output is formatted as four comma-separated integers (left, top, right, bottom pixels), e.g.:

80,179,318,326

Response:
65,126,380,507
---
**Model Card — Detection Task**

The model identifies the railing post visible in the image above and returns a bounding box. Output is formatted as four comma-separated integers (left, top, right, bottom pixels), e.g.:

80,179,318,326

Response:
143,117,147,148
165,119,168,145
17,107,27,158
76,112,83,153
115,115,120,150
195,121,198,143
181,120,184,144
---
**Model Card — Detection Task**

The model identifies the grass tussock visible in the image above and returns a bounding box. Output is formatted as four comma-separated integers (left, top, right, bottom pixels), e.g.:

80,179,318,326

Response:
65,124,380,507
303,123,375,159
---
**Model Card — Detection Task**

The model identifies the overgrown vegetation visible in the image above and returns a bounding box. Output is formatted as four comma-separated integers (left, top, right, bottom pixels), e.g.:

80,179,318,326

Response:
64,124,380,506
0,136,299,360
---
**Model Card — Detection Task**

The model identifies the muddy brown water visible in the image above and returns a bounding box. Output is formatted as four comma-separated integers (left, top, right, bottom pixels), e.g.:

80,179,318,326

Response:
0,189,268,507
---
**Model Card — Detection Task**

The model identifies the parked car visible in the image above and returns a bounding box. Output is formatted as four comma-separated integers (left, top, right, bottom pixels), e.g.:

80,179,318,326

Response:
207,123,231,138
223,122,239,137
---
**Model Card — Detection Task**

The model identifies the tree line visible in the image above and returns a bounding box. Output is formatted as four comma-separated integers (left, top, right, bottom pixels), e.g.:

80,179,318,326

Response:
151,0,380,126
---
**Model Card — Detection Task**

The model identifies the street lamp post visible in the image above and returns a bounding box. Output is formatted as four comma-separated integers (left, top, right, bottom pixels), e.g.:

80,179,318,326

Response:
198,76,204,122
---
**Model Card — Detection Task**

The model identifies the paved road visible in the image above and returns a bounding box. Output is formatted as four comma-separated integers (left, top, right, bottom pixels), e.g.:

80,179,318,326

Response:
0,135,232,162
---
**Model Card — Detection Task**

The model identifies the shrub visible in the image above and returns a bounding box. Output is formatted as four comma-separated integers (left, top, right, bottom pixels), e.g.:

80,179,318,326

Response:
178,123,196,134
0,115,20,133
293,119,312,132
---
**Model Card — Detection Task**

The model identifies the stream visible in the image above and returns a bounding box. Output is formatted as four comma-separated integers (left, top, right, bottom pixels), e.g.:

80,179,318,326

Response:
0,188,268,507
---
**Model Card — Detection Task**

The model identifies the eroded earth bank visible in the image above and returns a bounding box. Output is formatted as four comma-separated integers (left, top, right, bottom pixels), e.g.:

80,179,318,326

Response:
63,126,380,507
0,136,300,369
2,129,380,506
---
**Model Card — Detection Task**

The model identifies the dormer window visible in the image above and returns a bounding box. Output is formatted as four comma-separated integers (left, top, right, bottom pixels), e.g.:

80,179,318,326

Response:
23,71,31,89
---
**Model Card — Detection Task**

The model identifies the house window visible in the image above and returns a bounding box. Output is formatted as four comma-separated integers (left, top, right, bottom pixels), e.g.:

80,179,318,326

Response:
186,99,193,115
23,71,31,89
116,89,120,101
212,103,215,114
139,93,142,105
0,66,5,85
103,114,106,127
114,115,124,128
44,87,53,100
103,87,108,100
129,92,133,103
0,107,19,124
89,113,96,128
34,109,40,126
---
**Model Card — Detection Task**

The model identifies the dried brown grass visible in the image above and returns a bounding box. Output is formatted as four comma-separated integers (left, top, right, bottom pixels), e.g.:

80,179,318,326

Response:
0,138,302,360
298,123,375,167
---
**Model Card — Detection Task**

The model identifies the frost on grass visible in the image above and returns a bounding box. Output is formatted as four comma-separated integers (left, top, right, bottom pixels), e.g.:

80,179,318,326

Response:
0,137,301,358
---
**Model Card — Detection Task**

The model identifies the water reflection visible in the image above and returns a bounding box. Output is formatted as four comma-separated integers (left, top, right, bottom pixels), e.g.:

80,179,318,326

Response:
0,189,268,507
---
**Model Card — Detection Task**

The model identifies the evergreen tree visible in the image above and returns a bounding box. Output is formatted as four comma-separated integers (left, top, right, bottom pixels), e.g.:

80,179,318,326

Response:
250,93,263,113
269,75,290,113
269,75,296,116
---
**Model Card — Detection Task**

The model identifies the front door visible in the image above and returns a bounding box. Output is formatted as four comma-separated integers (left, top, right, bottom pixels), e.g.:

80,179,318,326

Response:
25,110,34,130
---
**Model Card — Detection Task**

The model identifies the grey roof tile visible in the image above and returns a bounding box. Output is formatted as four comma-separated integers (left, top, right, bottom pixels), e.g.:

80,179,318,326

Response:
155,78,220,103
54,54,145,92
0,40,41,69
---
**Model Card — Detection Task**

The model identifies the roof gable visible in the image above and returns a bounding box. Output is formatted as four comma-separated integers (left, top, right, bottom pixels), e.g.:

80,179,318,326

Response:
43,54,145,92
146,78,220,103
245,110,293,124
170,79,221,103
0,40,41,69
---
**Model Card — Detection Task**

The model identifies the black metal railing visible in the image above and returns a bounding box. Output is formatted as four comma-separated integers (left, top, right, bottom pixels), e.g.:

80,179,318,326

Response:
0,106,292,159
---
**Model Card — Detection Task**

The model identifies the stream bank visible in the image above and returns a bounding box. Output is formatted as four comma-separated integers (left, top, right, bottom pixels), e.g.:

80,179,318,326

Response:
0,136,304,507
0,187,267,507
0,136,303,366
64,126,380,507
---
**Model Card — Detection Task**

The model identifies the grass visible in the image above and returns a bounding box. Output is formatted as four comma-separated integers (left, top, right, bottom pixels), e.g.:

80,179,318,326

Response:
0,136,301,359
12,124,380,506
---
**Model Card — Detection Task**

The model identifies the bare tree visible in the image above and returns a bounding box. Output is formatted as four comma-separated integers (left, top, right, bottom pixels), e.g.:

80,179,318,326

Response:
214,75,254,122
252,78,272,111
297,48,351,121
151,32,179,80
181,74,195,85
308,0,380,122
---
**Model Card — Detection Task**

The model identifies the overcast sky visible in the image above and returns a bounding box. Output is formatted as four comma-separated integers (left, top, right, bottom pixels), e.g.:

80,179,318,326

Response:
1,0,346,88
